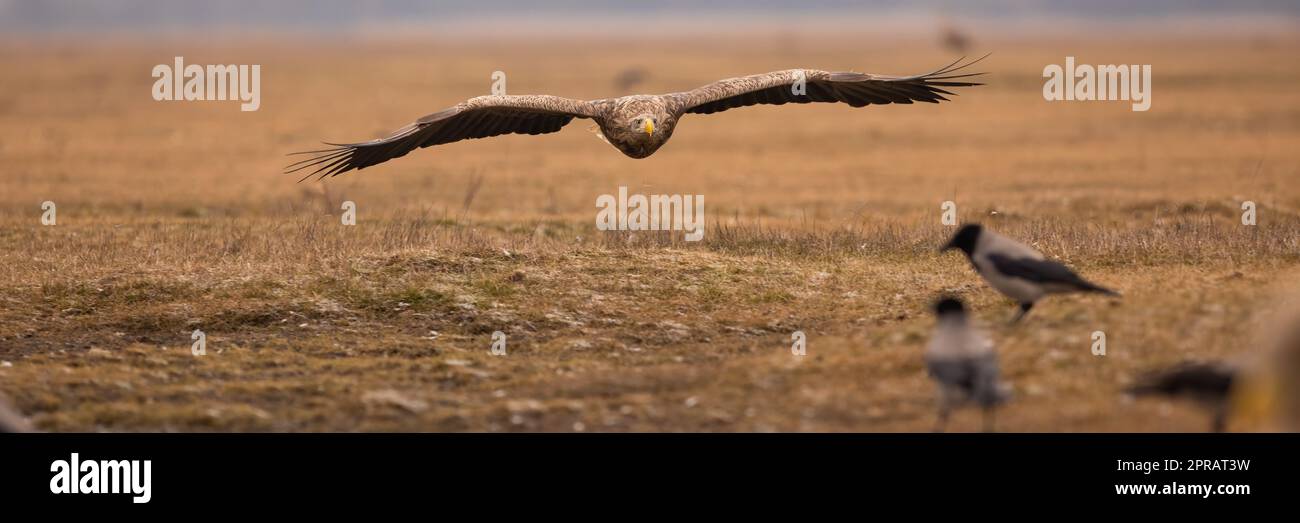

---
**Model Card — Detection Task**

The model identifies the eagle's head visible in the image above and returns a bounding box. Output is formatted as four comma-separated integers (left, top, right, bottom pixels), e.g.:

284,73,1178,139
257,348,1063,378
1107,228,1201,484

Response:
598,97,675,159
623,113,673,156
633,114,656,139
598,112,673,159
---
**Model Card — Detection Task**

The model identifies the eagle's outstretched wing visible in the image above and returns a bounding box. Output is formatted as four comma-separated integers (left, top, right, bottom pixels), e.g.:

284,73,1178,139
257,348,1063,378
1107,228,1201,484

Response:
669,55,986,115
286,95,602,180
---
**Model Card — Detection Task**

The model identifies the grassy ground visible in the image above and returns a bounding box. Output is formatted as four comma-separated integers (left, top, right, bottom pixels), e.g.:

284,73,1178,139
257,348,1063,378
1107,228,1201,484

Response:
1,33,1298,431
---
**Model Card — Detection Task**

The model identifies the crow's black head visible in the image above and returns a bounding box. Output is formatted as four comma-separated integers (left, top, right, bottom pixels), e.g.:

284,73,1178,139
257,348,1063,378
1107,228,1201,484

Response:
933,296,966,316
942,223,983,256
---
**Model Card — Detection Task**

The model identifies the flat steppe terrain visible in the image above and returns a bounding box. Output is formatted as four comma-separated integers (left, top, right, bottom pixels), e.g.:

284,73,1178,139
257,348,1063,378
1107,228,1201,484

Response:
1,33,1298,431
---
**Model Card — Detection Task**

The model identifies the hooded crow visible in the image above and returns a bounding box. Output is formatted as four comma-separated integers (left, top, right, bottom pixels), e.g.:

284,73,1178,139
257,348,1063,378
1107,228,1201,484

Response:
1126,361,1237,432
925,297,1009,432
941,224,1118,322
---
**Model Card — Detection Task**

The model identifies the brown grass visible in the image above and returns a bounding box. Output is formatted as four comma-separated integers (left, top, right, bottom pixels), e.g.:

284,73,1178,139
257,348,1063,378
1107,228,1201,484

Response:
1,32,1299,431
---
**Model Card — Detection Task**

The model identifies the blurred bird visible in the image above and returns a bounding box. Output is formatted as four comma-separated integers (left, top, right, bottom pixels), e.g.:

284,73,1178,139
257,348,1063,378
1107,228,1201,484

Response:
933,11,973,53
1231,315,1300,431
925,297,1009,432
1126,361,1237,432
941,224,1119,322
613,67,650,93
1129,302,1300,433
0,395,32,433
1272,320,1300,430
939,23,972,53
288,57,984,180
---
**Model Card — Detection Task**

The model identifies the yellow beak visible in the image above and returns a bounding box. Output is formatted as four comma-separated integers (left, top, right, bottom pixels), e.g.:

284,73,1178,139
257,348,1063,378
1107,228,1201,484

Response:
644,119,655,137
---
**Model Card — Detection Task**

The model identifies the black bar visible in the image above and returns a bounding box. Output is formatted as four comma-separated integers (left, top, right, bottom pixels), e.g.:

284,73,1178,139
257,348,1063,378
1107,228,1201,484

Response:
1,434,1294,511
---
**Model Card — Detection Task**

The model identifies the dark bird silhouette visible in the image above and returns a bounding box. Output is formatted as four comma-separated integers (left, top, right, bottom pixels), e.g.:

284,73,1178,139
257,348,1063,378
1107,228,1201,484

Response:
613,67,650,93
940,25,972,53
1126,362,1237,432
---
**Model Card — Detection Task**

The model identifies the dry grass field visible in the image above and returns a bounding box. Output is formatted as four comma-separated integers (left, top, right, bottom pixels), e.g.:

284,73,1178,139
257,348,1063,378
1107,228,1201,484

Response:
1,31,1298,432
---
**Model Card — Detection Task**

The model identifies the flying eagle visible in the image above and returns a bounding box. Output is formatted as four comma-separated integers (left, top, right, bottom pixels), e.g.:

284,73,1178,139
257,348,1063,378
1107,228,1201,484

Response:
287,56,984,181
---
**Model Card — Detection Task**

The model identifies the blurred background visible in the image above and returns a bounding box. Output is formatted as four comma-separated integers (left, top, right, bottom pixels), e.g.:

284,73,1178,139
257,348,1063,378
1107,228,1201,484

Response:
2,0,1299,34
2,0,1295,220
